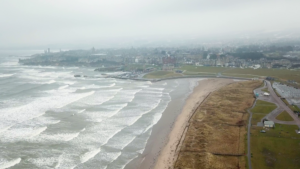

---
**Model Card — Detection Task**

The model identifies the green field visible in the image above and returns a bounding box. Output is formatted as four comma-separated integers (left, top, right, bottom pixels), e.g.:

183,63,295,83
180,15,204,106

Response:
178,65,300,83
144,66,300,85
251,100,277,114
276,111,294,121
224,68,300,83
251,113,267,125
281,98,289,105
143,71,182,79
178,65,230,73
123,64,160,71
289,105,300,112
250,124,300,169
182,71,216,76
222,73,261,78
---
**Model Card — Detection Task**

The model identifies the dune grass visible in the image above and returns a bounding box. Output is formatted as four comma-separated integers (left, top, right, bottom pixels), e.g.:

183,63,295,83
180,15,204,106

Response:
175,80,262,169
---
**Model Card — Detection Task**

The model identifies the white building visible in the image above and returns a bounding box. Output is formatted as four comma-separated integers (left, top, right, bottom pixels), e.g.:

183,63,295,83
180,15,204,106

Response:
264,121,275,128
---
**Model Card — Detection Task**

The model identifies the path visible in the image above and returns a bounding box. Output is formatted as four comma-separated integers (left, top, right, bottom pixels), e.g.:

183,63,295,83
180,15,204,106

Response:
246,83,266,169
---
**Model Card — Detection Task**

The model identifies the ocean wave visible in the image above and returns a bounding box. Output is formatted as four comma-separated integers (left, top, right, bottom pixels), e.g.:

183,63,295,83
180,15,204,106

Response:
58,85,69,90
57,91,95,108
85,103,128,121
107,103,128,118
0,158,21,169
0,74,14,78
0,125,12,134
110,89,142,103
42,132,80,142
0,91,95,138
83,83,116,89
30,127,47,137
78,109,86,114
80,148,101,164
47,80,56,84
81,89,121,106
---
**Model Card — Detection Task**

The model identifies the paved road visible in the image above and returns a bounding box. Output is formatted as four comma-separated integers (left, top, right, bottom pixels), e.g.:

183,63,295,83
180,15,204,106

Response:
246,83,266,169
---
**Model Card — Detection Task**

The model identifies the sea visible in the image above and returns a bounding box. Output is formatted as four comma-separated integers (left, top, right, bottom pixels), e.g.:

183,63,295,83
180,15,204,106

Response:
0,50,198,169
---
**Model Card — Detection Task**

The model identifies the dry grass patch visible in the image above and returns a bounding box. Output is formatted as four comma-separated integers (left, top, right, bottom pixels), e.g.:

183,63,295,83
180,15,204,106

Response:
175,80,262,169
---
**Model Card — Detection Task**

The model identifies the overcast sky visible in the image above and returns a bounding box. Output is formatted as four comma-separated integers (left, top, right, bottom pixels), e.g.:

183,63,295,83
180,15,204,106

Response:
1,0,300,49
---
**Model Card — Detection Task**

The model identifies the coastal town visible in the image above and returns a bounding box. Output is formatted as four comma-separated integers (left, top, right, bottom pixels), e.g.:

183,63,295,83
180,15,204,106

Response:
19,43,300,70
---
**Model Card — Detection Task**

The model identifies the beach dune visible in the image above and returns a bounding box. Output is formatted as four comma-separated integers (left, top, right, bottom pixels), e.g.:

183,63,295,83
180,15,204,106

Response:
153,78,234,169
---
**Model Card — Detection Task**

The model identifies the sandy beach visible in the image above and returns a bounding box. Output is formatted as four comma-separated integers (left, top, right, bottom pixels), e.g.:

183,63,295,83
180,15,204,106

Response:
125,78,234,169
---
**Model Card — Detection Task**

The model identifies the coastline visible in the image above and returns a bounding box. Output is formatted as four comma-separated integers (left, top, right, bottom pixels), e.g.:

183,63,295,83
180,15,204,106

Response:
124,78,234,169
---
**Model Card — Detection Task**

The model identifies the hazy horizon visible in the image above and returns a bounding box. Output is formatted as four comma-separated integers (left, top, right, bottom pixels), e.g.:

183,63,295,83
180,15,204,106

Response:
1,0,300,49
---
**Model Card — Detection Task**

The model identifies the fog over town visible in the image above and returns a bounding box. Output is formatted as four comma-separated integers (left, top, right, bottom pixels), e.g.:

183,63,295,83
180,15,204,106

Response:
1,0,300,49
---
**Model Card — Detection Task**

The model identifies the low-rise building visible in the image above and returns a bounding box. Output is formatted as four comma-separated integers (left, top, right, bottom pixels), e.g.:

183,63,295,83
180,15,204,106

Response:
264,121,275,128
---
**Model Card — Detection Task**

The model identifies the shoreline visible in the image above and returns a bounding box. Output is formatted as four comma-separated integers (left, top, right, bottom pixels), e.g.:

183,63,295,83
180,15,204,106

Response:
124,78,234,169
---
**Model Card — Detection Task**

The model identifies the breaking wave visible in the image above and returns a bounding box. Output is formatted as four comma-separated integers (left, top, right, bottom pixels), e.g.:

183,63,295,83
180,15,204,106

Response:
0,158,21,169
80,148,101,164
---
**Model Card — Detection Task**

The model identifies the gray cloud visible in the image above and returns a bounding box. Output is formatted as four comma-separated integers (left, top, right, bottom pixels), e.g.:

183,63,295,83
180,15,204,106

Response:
1,0,300,49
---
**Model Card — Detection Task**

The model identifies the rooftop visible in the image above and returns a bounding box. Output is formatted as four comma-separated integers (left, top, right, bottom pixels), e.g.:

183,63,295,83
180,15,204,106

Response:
264,121,275,125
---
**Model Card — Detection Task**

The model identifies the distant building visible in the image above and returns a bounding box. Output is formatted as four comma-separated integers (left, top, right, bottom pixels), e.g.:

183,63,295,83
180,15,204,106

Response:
162,56,176,64
48,48,50,53
264,121,275,128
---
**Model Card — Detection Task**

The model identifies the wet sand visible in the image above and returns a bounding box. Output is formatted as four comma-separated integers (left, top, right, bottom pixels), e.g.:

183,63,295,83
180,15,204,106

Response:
124,78,233,169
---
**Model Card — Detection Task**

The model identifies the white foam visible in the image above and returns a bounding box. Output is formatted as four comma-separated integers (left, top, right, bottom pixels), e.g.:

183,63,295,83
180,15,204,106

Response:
0,125,12,134
0,90,95,135
30,127,47,137
54,155,62,168
28,157,57,168
80,128,86,132
0,158,21,169
80,148,101,164
42,132,80,142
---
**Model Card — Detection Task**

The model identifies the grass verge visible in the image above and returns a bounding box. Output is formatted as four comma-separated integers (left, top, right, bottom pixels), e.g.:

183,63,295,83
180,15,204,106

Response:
143,71,182,79
251,100,277,114
276,111,294,121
